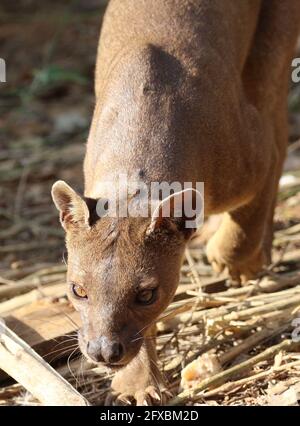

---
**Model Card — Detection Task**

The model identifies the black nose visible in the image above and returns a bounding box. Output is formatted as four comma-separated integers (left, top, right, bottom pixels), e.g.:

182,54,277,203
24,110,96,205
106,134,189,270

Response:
102,340,124,364
86,339,104,363
87,338,124,364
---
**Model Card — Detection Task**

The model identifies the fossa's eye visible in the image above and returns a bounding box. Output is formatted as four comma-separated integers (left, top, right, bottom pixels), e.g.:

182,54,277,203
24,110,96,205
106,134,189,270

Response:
136,289,156,305
71,284,88,299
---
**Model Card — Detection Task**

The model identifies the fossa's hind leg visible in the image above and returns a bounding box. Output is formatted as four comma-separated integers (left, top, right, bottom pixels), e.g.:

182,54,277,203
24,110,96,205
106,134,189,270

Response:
207,0,300,283
206,161,278,283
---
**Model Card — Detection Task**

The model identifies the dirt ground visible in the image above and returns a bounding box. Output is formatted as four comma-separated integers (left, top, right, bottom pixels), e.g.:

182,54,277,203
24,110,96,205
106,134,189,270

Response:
0,1,300,406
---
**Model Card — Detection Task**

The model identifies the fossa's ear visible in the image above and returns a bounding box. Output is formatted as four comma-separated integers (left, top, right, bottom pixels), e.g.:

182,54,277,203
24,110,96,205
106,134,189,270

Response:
51,180,90,231
147,188,203,240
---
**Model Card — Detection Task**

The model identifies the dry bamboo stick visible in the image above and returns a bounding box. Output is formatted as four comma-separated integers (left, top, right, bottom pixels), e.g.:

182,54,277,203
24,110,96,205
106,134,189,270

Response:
0,274,66,300
220,294,300,322
2,262,59,280
0,277,15,286
0,322,88,406
162,273,300,325
0,240,61,254
17,265,67,282
276,223,300,236
219,323,289,365
170,288,300,325
0,283,67,314
168,339,297,405
201,359,300,398
217,272,300,297
185,249,203,288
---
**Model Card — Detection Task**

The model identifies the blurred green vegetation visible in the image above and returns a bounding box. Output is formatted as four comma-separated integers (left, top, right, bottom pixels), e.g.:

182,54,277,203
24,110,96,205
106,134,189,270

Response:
18,65,88,103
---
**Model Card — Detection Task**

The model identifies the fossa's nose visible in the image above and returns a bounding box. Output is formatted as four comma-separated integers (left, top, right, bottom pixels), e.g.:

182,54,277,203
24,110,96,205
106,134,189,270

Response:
87,337,124,364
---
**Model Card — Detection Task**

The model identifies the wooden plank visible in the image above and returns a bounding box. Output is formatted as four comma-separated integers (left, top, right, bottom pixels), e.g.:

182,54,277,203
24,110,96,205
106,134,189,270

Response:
0,322,88,405
1,299,80,364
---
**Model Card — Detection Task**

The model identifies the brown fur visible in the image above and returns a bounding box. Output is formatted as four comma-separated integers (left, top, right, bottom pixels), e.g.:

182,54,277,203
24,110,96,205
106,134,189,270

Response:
52,0,300,405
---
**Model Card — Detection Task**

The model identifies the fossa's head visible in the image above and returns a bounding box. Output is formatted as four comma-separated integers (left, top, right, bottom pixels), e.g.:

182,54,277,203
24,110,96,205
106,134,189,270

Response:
52,180,201,368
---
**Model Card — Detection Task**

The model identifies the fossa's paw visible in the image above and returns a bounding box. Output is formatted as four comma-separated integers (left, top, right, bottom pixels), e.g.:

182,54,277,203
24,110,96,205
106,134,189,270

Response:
105,385,166,406
206,235,267,284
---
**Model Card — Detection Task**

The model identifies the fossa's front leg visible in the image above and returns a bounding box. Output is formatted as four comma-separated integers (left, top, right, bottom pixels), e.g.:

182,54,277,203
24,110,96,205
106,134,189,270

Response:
105,325,167,406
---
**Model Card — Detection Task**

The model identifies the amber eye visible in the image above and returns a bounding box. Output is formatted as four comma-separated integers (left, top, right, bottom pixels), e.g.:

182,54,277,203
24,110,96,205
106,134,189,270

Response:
136,289,156,305
71,284,88,299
